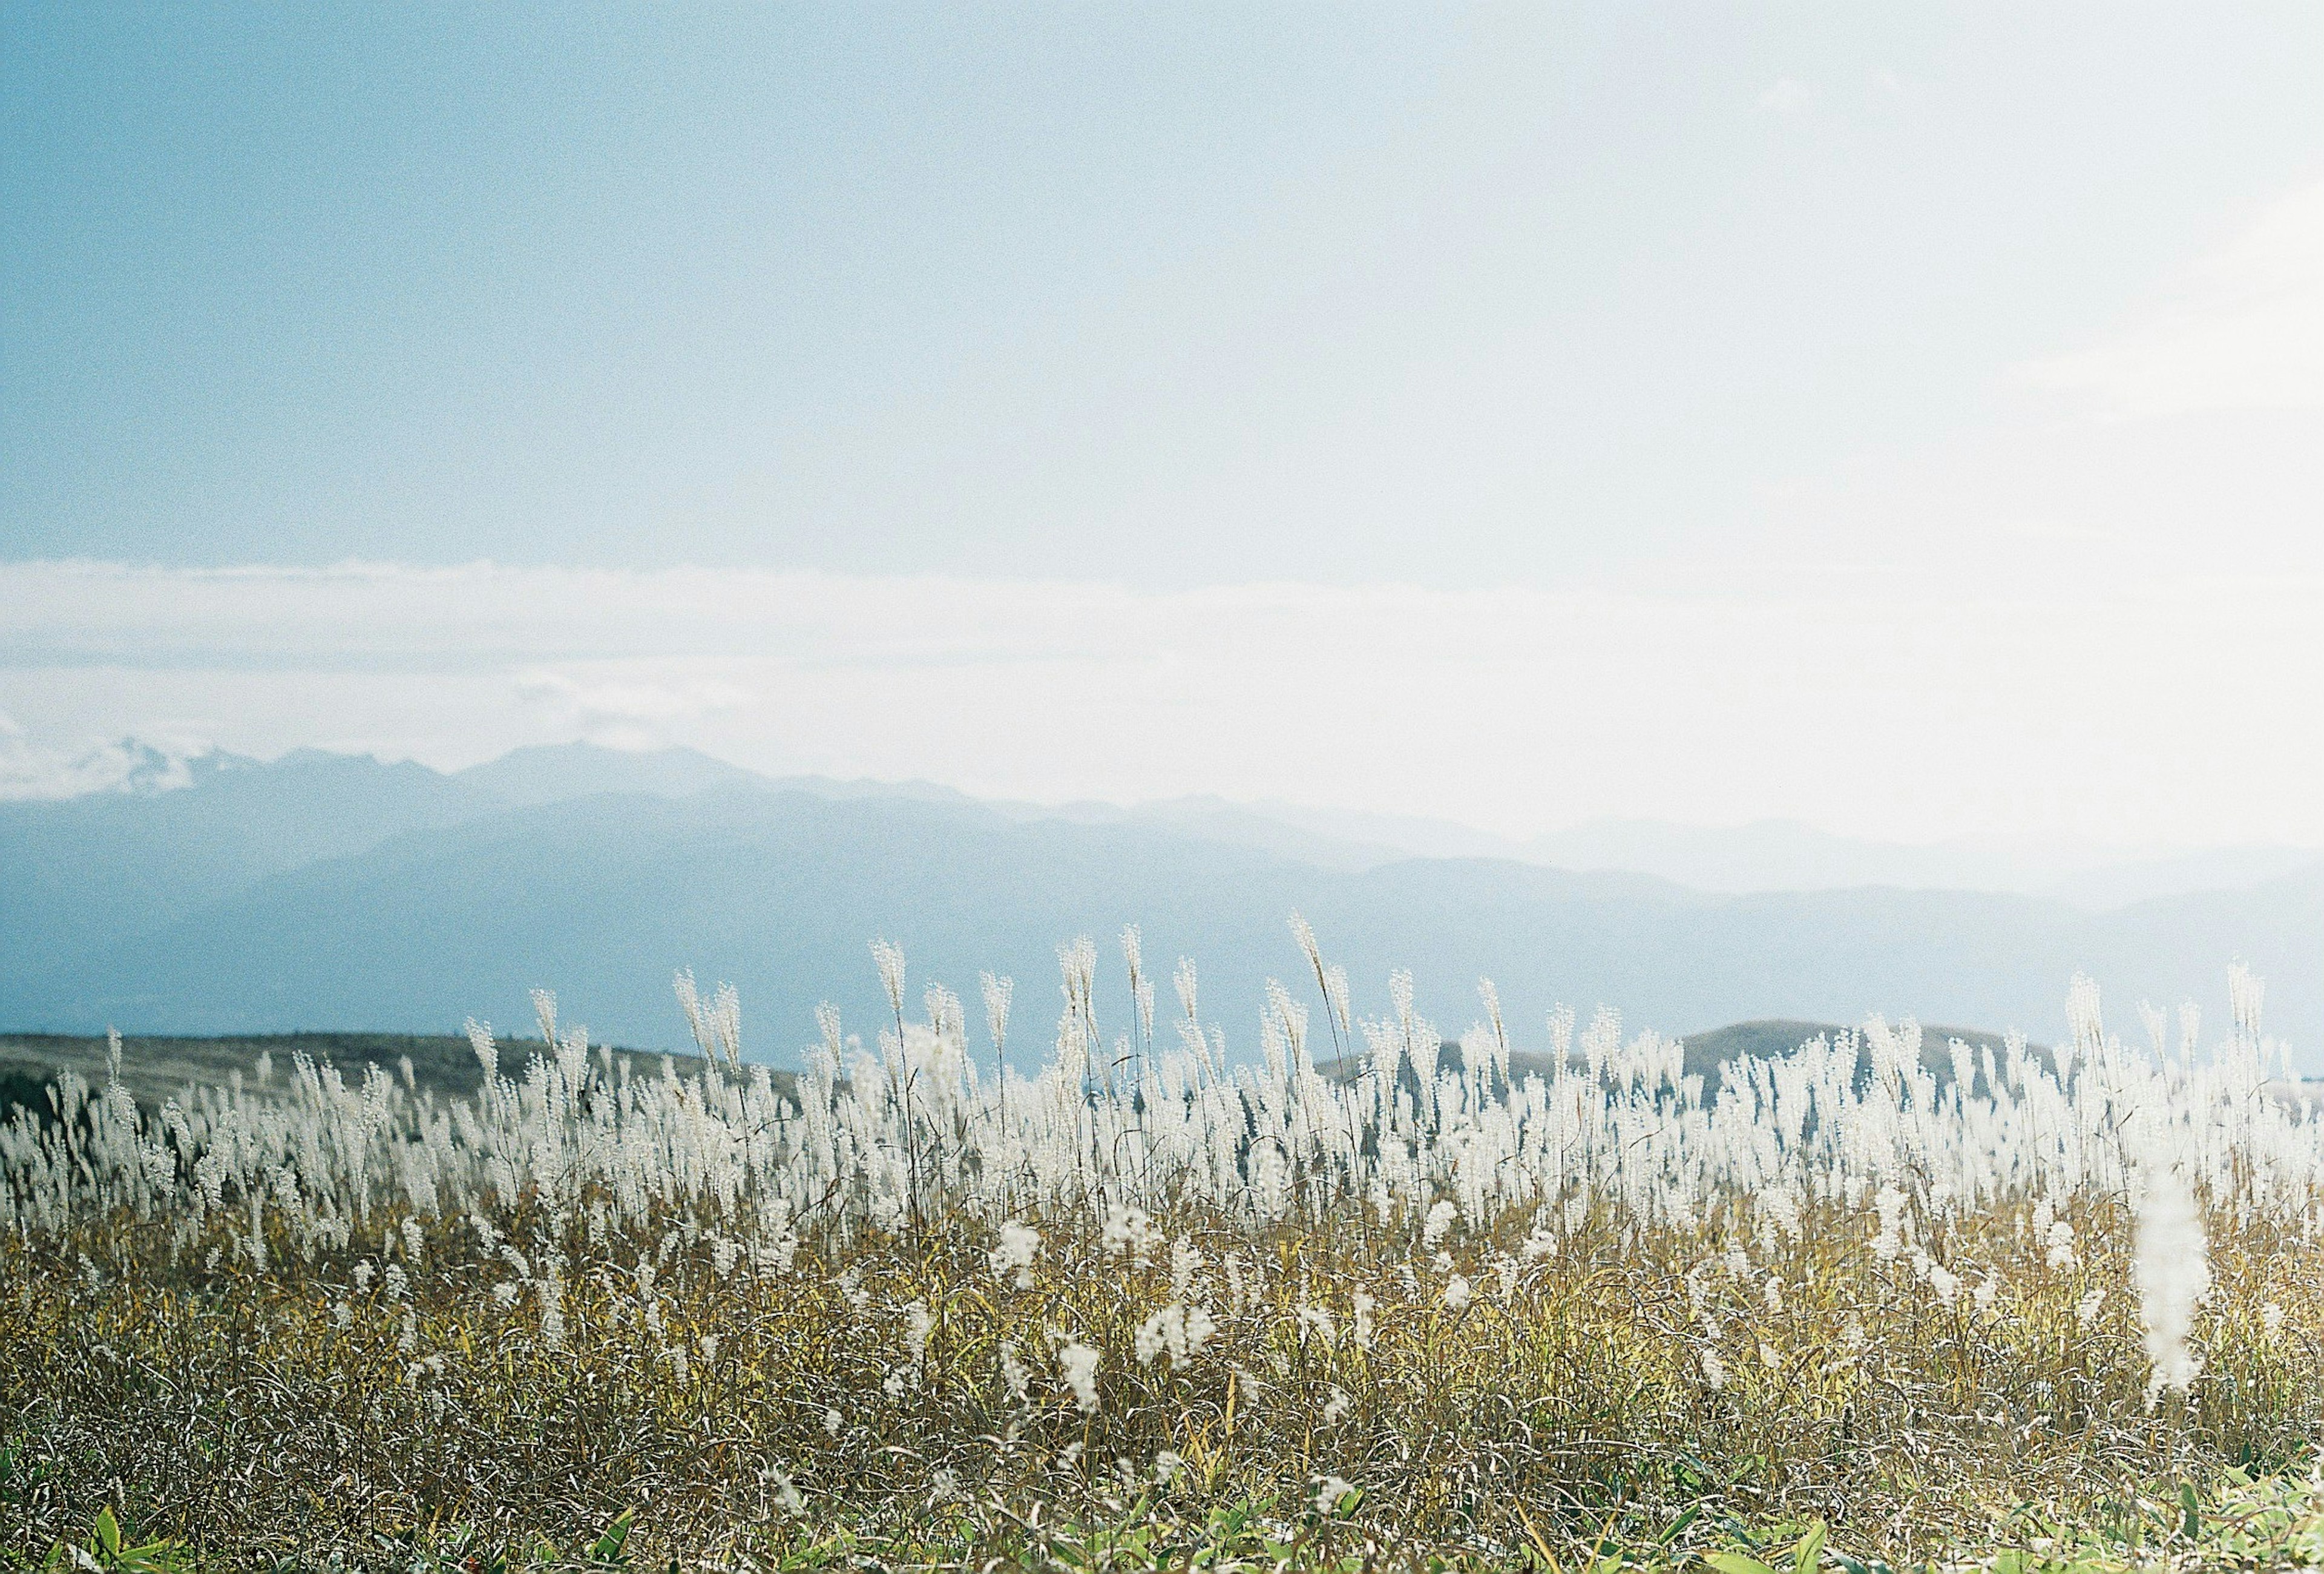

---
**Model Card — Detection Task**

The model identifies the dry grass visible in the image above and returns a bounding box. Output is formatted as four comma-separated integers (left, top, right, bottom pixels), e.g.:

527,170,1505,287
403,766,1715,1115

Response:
7,1180,2324,1568
5,946,2324,1569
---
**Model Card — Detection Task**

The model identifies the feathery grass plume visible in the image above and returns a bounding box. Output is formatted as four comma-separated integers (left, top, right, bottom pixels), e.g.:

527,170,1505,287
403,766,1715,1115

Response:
674,969,743,1069
989,1220,1040,1288
7,950,2323,1562
1058,1342,1101,1413
2134,1164,2211,1408
980,971,1014,1059
872,938,908,1020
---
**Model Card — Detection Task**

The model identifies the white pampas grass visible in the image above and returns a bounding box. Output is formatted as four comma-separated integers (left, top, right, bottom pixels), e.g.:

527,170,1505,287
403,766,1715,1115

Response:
1058,1342,1101,1412
988,1220,1040,1288
2133,1165,2210,1408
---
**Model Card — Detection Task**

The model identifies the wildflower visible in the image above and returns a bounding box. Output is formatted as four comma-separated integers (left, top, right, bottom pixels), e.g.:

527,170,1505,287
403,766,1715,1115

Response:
1314,1475,1357,1515
1442,1274,1472,1312
1423,1199,1457,1249
1700,1348,1727,1390
1322,1385,1351,1425
2263,1302,2286,1339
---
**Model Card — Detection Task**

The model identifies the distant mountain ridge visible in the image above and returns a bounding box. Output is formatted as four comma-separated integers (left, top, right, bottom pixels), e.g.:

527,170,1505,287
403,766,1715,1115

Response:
454,742,765,806
42,737,2322,902
5,741,2319,1064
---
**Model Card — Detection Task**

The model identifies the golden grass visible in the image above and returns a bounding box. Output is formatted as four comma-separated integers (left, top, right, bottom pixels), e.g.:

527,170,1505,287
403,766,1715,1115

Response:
5,1184,2322,1569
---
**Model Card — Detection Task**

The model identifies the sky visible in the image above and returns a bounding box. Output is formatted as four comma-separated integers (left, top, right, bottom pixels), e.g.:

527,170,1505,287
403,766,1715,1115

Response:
4,5,2322,846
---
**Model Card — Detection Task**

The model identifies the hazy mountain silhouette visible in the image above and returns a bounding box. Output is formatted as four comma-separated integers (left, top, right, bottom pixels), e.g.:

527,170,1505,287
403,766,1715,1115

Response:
0,748,497,980
453,741,763,805
5,744,2318,1062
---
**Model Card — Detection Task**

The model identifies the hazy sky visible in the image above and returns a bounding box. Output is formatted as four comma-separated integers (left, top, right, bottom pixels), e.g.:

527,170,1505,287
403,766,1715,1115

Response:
5,7,2321,843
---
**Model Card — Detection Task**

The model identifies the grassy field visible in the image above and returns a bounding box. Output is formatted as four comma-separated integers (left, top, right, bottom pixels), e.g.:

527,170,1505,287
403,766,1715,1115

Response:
4,944,2323,1570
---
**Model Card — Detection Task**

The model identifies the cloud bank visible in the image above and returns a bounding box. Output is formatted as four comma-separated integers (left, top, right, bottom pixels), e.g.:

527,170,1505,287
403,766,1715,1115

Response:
2020,181,2324,419
5,558,2323,848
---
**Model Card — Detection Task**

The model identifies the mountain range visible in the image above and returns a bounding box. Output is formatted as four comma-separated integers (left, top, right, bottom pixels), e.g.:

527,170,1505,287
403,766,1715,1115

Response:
4,741,2319,1064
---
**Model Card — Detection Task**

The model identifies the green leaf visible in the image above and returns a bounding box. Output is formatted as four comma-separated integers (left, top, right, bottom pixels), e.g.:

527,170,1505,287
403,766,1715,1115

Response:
1707,1553,1782,1574
2180,1482,2202,1542
586,1508,634,1567
1659,1504,1705,1548
1793,1520,1828,1574
93,1508,122,1561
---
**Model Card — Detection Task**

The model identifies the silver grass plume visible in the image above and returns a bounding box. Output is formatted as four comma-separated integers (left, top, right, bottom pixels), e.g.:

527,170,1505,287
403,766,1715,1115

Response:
2133,1164,2210,1408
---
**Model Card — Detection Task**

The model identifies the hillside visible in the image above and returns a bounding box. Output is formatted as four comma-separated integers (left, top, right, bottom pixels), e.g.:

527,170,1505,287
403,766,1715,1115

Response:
7,745,2322,1063
1319,1017,2029,1098
3,1017,2023,1126
0,1029,726,1117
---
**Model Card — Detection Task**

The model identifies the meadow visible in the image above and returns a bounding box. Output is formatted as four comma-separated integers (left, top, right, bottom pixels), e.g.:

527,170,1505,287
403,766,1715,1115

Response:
6,921,2324,1571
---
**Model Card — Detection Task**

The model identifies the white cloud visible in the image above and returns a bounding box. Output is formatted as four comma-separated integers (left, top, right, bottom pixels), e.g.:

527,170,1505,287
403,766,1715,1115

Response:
7,559,2324,847
516,667,755,752
2018,181,2324,418
0,712,195,800
1755,78,1813,119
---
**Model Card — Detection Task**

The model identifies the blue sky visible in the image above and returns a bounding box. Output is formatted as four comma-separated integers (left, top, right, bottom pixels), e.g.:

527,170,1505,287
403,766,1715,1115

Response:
4,7,2322,845
8,5,2317,582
